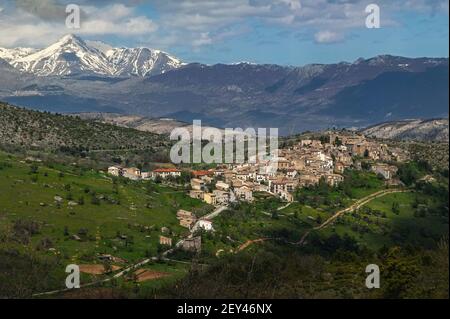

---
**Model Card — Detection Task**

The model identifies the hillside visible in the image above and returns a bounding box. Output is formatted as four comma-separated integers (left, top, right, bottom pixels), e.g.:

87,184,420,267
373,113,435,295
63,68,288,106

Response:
0,151,210,298
362,118,449,142
72,113,254,140
73,113,188,135
0,102,170,151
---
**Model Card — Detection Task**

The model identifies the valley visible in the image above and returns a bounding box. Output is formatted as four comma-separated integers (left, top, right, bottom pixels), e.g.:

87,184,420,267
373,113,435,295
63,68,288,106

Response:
0,103,448,299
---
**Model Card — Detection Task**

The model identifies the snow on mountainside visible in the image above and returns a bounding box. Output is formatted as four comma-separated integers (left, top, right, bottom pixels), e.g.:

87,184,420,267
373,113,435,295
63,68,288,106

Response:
362,118,449,142
106,48,183,76
0,34,183,77
0,47,37,62
11,34,114,76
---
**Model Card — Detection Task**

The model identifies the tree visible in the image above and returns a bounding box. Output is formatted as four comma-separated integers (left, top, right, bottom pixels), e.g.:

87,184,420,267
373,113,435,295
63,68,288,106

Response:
319,135,330,144
398,162,421,186
102,260,113,274
316,215,323,224
334,137,343,146
382,247,419,298
91,195,100,205
392,202,400,215
29,164,39,174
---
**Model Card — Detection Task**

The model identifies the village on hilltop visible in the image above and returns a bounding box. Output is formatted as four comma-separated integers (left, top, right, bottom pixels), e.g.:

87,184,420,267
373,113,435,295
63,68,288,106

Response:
108,131,409,206
107,131,409,247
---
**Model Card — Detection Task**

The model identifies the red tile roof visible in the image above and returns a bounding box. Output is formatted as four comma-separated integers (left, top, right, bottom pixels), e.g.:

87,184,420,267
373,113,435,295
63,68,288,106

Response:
192,170,214,177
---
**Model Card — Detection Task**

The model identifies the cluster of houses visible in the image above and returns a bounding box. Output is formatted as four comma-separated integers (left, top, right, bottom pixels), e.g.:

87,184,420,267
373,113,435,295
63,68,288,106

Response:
108,132,408,206
184,132,405,204
107,166,182,180
158,208,213,253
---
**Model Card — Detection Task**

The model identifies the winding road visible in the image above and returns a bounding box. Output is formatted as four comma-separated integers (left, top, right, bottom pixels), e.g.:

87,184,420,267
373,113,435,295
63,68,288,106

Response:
237,188,411,251
33,189,409,295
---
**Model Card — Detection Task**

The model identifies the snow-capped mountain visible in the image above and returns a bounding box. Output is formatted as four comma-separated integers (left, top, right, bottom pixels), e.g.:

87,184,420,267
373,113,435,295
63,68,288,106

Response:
106,47,183,77
0,47,37,62
0,34,183,77
11,34,114,76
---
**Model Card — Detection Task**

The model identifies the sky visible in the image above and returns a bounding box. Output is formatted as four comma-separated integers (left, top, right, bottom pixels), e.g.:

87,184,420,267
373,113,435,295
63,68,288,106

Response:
0,0,448,66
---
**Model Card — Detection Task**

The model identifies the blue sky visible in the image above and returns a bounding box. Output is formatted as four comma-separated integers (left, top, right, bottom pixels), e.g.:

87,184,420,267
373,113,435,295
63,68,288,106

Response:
0,0,448,66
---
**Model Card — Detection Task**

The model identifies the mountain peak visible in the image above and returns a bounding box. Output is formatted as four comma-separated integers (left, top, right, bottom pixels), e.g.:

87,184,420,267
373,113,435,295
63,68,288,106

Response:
3,35,183,77
58,33,81,41
54,34,86,46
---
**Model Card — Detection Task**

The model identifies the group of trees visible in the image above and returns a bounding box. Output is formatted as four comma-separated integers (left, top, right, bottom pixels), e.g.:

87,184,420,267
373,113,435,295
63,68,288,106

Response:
155,236,449,299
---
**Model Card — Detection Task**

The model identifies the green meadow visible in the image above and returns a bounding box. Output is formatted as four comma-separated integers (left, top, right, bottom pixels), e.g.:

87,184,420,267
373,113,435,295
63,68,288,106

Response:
0,151,213,294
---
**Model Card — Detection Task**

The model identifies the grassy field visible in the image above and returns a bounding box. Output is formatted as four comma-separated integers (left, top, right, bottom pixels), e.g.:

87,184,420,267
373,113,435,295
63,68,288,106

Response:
0,151,213,295
318,191,448,250
1,149,447,298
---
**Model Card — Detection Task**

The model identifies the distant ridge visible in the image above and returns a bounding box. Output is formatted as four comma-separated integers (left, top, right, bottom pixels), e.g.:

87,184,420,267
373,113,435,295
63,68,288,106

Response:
361,118,449,142
0,38,448,134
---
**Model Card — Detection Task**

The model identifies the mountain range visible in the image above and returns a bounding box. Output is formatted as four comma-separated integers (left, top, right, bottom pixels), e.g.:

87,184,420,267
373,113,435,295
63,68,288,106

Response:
0,34,183,77
0,34,448,135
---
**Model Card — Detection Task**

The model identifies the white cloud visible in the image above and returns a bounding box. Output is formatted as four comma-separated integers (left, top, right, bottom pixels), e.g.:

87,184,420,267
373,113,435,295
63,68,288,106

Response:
0,0,447,49
150,0,448,47
192,32,213,47
0,2,158,47
314,30,343,43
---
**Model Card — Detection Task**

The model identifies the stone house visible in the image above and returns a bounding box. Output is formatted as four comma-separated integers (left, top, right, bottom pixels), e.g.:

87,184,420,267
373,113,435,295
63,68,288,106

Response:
371,164,398,180
191,178,205,191
234,186,253,202
108,165,123,177
123,167,141,180
213,190,229,205
159,236,172,246
177,210,197,229
204,193,217,205
189,190,205,200
325,173,345,186
215,181,230,191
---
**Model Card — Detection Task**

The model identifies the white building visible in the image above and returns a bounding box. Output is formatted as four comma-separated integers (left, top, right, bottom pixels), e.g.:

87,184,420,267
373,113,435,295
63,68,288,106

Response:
197,220,214,232
152,168,182,179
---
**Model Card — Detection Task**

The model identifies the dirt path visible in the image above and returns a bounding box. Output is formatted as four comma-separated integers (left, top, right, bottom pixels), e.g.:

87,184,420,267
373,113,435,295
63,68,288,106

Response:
237,189,411,252
133,269,169,282
237,238,271,252
79,264,121,275
297,189,411,245
277,201,296,211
